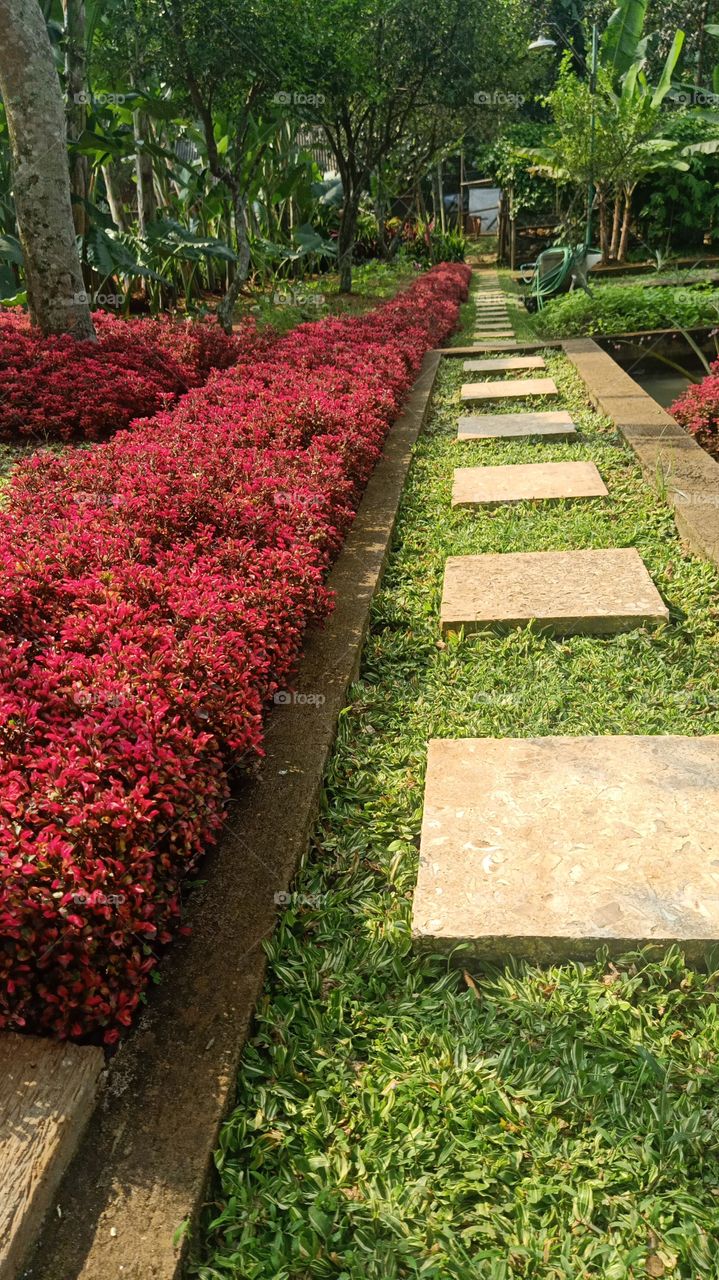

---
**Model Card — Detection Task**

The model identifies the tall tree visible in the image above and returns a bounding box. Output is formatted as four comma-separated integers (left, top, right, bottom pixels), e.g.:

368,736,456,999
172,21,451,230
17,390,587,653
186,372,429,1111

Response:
0,0,95,335
290,0,529,291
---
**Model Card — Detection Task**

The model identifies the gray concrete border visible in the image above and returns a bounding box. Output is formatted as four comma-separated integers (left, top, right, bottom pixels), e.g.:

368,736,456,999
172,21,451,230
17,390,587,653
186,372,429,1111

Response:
563,337,719,569
22,351,443,1280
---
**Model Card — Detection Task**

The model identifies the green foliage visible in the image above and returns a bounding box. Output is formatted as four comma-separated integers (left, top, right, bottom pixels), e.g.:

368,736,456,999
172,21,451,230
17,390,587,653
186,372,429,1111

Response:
403,221,467,265
536,282,719,335
477,124,557,218
637,114,719,251
600,0,648,81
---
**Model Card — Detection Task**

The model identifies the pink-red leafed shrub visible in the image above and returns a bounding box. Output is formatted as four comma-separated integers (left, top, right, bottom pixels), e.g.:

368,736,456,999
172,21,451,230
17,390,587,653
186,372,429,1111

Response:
0,310,246,442
670,363,719,458
0,263,471,1042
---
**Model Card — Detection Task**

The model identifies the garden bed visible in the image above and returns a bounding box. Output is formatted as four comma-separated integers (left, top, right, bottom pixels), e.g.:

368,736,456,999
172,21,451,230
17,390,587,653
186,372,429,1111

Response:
0,264,470,1045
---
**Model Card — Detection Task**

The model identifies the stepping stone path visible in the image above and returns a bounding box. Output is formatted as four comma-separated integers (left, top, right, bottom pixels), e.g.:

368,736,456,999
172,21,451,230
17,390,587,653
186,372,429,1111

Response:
412,735,719,964
461,377,558,403
463,356,545,373
452,461,607,508
414,267,693,963
458,410,577,441
440,548,668,635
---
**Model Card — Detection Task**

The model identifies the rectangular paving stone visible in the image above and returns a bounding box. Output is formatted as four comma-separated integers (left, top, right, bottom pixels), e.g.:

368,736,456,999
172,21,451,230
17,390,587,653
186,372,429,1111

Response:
412,735,719,964
461,377,558,402
452,461,608,508
458,410,576,441
474,332,515,339
440,547,669,635
463,356,545,373
0,1035,105,1280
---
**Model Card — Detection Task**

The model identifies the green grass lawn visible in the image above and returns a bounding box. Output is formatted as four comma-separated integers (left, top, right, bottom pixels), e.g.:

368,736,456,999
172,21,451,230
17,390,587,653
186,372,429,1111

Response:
196,301,719,1279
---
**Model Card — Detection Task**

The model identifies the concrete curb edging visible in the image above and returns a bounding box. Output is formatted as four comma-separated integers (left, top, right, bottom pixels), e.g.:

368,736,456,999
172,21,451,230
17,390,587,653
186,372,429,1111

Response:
563,337,719,570
23,351,443,1280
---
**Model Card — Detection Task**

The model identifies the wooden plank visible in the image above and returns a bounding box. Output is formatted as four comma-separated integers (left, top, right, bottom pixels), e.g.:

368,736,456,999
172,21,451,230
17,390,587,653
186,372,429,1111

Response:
0,1035,104,1280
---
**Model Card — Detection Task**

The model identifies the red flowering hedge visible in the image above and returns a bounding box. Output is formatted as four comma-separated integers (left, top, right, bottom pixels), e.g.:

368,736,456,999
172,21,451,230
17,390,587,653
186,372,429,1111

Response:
670,363,719,458
0,263,470,1042
0,310,243,442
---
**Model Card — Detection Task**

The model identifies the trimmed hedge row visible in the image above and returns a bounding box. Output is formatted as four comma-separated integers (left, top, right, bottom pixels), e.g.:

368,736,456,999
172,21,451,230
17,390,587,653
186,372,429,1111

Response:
0,263,470,1041
0,311,245,441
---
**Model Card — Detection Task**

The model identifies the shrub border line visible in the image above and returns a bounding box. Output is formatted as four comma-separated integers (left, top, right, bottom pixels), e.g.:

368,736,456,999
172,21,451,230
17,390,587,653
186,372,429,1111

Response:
22,349,443,1280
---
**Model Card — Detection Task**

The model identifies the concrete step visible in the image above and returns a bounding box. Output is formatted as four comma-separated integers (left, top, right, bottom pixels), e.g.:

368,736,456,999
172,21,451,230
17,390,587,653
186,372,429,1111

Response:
413,735,719,964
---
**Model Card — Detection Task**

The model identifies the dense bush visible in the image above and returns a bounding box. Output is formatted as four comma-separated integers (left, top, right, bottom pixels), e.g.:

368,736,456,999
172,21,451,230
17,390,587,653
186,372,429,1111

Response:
402,221,467,265
0,311,243,442
535,283,719,338
670,363,719,457
0,263,470,1043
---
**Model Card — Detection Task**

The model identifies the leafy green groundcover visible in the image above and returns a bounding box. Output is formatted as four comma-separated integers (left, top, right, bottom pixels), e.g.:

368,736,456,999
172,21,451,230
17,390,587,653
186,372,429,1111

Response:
197,349,719,1280
535,283,719,338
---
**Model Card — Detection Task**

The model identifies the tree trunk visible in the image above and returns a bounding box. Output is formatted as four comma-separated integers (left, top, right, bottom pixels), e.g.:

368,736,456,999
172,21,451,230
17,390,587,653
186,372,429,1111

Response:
597,189,610,262
62,0,89,237
618,185,634,261
338,187,358,294
101,162,127,232
609,192,622,261
217,190,251,333
134,110,157,236
0,0,94,337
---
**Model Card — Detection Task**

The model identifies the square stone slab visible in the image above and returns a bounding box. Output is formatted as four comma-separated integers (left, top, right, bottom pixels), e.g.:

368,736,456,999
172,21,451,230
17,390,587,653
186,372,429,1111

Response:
452,461,608,508
458,411,576,441
413,735,719,964
463,356,545,373
440,547,668,635
461,378,558,402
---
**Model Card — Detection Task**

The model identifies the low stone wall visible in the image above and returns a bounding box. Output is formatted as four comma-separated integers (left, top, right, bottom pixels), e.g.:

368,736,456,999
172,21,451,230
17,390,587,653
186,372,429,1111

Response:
563,337,719,571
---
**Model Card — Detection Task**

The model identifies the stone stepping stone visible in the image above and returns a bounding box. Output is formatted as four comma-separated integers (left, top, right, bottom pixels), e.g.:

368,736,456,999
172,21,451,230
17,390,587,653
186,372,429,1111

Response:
0,1035,104,1279
472,342,525,349
474,330,515,338
458,410,576,441
461,377,557,402
412,734,719,964
440,547,668,636
452,461,607,508
463,356,545,373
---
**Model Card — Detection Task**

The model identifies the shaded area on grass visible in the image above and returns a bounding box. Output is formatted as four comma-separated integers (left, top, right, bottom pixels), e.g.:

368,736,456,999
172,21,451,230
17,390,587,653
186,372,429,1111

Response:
197,333,719,1277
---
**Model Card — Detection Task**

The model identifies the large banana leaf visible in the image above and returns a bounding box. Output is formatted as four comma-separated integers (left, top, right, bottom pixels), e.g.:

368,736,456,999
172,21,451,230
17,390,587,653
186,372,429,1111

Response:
651,30,685,108
601,0,648,80
143,218,238,261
